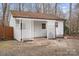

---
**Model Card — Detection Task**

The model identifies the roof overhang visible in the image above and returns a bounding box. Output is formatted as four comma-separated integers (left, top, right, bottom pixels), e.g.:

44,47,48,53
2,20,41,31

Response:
11,11,65,21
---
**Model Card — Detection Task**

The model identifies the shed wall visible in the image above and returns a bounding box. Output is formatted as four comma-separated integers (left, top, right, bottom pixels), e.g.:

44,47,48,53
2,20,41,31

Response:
56,21,64,37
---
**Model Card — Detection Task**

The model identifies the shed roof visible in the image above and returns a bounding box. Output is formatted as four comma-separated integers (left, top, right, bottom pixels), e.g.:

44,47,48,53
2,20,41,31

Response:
11,11,64,21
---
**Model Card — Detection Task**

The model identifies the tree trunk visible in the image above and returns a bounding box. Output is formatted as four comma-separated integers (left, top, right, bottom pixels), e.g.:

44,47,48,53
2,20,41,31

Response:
77,17,79,34
69,3,72,35
2,3,7,40
55,3,57,16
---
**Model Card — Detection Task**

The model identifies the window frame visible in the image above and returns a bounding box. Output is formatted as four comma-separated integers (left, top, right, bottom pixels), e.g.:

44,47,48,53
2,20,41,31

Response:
42,23,46,29
55,22,58,27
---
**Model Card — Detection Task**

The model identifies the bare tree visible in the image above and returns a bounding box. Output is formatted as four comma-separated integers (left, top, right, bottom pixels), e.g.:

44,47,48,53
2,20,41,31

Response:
75,3,79,34
2,3,7,40
35,3,44,13
55,3,57,16
69,3,72,35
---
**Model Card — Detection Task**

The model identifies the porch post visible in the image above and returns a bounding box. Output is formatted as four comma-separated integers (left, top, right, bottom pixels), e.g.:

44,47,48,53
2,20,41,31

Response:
47,20,56,39
30,20,34,40
21,19,23,42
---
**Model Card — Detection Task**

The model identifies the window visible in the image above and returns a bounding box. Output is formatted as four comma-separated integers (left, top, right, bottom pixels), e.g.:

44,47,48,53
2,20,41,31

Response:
55,22,58,27
42,23,46,29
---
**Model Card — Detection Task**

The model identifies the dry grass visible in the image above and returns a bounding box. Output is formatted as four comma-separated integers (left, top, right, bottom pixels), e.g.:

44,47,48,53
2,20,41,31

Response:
0,38,79,56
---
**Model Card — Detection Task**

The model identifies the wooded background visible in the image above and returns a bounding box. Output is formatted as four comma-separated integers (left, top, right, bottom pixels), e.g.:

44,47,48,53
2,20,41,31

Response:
0,3,79,39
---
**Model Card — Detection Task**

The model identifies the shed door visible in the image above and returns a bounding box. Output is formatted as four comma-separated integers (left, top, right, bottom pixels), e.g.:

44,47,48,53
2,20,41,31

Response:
47,20,56,39
21,20,32,40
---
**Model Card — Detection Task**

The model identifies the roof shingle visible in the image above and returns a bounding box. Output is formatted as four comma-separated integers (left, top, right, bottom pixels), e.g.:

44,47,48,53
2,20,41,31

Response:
11,11,64,21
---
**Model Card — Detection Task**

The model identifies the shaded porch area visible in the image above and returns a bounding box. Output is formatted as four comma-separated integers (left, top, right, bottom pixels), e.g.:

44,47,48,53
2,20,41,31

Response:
20,19,56,41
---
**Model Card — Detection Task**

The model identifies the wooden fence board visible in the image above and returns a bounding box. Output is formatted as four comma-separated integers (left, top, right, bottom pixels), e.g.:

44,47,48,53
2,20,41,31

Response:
0,25,14,40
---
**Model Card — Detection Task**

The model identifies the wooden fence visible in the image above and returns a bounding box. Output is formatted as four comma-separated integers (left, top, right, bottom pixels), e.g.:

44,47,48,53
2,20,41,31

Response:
0,25,14,40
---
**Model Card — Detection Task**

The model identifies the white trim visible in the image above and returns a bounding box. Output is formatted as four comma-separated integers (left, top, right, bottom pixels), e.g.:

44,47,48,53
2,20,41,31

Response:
15,18,49,21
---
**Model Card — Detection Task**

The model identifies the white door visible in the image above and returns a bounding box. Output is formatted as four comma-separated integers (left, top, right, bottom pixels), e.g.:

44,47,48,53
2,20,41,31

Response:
21,20,34,40
47,20,56,39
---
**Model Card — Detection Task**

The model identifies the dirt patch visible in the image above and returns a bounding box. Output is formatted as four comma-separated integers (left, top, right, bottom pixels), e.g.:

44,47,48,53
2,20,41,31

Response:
0,38,79,56
65,35,79,39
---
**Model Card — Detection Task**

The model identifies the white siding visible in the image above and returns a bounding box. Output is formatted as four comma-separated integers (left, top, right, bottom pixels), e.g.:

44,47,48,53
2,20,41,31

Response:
9,14,21,41
47,20,56,39
22,20,34,40
9,13,15,27
56,21,64,37
10,15,64,41
34,21,47,37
